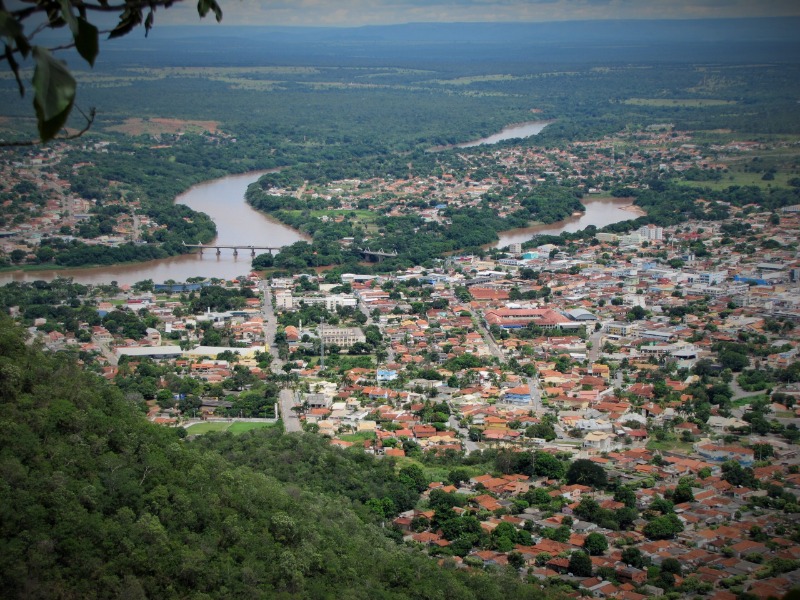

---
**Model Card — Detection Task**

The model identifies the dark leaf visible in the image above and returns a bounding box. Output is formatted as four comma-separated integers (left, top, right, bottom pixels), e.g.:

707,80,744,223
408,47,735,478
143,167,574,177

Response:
0,9,31,57
45,4,67,29
197,0,223,23
59,0,78,31
57,1,97,66
32,46,76,142
0,9,22,41
74,17,99,66
3,43,24,97
144,10,154,37
108,8,142,40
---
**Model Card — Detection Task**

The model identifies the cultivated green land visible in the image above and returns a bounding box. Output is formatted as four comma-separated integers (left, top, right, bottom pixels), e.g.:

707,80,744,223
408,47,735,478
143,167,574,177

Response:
185,421,278,435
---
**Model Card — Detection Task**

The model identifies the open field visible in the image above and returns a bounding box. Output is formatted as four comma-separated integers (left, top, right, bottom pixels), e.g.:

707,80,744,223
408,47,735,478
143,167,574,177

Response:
396,458,455,483
104,117,220,136
394,456,486,483
673,142,800,190
186,421,277,435
431,74,523,85
309,209,378,222
731,394,769,408
622,98,736,107
676,171,794,190
646,438,695,453
338,431,376,442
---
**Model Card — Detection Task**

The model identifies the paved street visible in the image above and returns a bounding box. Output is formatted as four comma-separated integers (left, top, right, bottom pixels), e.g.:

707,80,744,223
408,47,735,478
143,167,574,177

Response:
280,388,302,433
526,376,543,414
588,328,604,363
360,300,395,362
260,281,280,358
260,280,302,433
448,412,479,455
97,340,119,366
470,309,504,361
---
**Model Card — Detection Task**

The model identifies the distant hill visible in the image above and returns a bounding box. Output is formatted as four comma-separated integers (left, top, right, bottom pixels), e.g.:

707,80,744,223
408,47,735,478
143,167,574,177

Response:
84,18,800,68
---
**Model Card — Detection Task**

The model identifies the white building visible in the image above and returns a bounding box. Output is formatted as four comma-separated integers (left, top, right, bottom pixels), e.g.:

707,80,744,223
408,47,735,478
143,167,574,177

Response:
699,270,728,285
637,225,664,241
619,233,643,247
317,324,366,348
277,293,358,311
596,232,619,243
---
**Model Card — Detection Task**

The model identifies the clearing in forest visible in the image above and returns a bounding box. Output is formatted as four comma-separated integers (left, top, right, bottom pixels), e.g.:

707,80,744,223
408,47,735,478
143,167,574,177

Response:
104,117,220,136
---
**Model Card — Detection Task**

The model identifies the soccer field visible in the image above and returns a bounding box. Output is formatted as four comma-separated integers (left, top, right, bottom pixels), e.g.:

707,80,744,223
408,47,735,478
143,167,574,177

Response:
185,421,276,435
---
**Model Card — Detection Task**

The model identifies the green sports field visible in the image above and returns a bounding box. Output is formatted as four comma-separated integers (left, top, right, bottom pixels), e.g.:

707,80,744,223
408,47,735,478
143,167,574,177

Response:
185,421,277,435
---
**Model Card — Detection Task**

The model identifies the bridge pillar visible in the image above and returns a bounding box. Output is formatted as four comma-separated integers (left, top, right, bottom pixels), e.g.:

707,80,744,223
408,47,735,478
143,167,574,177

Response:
233,248,238,257
216,247,221,256
198,246,203,255
250,247,256,257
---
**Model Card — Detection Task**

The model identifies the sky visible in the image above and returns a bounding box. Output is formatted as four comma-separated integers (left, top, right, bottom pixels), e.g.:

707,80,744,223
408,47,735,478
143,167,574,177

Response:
155,0,800,27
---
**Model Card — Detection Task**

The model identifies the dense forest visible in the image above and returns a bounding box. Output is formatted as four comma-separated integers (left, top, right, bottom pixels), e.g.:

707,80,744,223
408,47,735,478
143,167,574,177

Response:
3,20,800,269
245,165,585,272
0,318,548,598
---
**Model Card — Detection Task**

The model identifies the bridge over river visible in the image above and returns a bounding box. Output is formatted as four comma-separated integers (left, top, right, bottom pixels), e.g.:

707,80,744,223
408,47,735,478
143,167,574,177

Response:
182,243,399,262
182,242,281,256
359,248,398,262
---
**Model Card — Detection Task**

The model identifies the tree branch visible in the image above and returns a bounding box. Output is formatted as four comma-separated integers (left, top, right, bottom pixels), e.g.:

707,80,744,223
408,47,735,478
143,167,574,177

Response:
9,0,187,19
0,0,221,143
0,106,96,147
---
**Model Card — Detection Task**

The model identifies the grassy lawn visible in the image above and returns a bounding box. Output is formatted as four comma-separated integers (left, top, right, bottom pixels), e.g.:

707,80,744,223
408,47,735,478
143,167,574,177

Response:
338,431,376,442
731,394,768,408
646,438,695,453
395,458,454,484
311,209,377,222
394,456,489,484
185,421,276,435
185,422,231,434
421,466,457,483
227,422,277,434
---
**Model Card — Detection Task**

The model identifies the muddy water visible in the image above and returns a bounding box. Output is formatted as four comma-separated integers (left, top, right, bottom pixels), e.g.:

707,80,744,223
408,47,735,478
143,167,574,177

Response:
0,171,307,286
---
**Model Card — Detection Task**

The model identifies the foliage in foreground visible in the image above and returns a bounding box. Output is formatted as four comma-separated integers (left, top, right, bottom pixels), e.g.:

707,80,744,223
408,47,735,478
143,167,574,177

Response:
0,318,545,599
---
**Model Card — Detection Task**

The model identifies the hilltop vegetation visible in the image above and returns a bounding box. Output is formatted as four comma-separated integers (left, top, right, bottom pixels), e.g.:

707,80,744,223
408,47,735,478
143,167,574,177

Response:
0,318,546,599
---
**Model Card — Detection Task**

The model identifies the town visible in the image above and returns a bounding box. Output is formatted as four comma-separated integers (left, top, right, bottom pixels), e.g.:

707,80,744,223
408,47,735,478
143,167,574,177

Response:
3,5,800,597
2,123,796,270
5,189,799,600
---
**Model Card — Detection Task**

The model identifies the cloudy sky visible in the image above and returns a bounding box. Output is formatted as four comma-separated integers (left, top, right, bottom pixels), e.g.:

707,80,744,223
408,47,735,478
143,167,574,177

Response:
157,0,800,27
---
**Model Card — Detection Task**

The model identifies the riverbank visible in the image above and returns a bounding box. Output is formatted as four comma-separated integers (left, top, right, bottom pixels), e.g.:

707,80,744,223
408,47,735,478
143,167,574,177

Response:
1,181,646,286
495,196,644,248
0,171,307,286
1,122,651,285
618,203,648,216
427,120,552,152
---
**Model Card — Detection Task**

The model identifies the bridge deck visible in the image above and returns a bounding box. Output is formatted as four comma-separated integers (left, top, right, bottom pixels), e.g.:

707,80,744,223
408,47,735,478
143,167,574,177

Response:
183,243,279,250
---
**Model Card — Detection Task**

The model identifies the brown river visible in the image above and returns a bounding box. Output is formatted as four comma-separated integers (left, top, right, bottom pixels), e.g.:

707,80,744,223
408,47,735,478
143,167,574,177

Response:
496,197,643,248
0,123,643,285
0,172,307,286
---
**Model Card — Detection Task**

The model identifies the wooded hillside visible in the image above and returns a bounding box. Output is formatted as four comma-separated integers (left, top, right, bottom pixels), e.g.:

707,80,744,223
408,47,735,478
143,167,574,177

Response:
0,318,546,599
